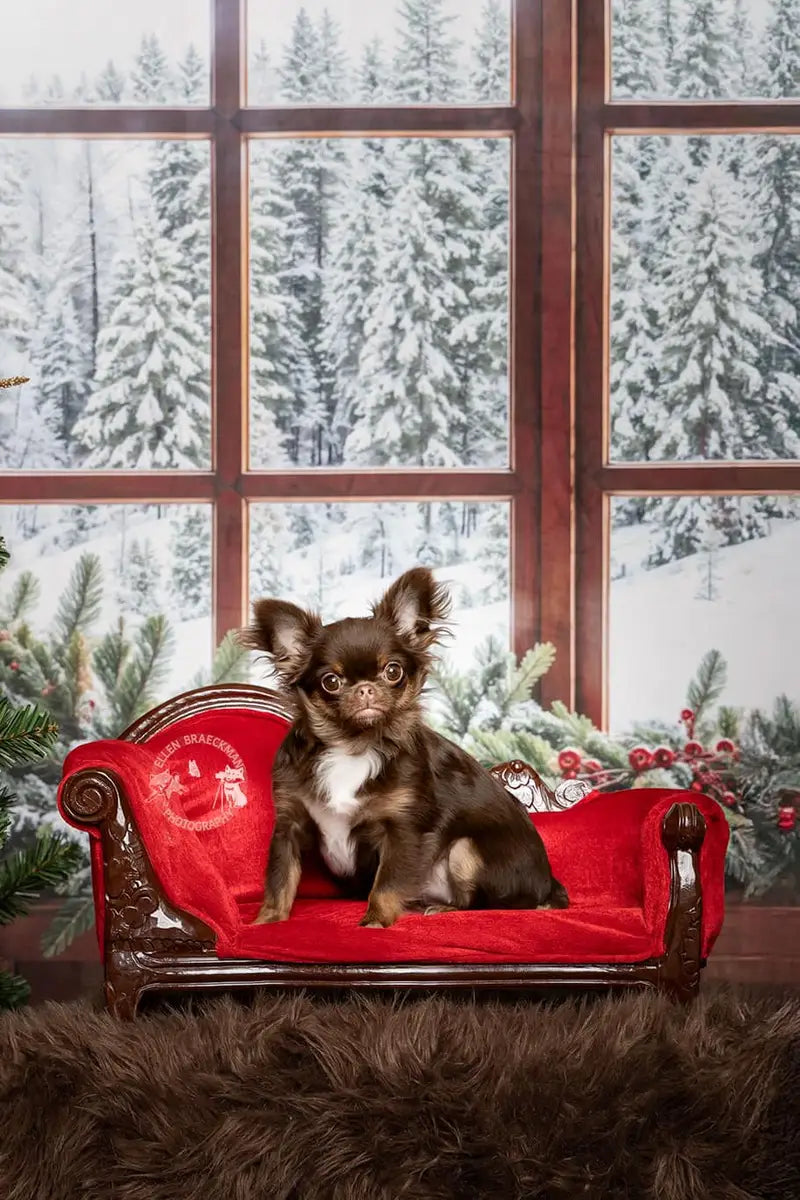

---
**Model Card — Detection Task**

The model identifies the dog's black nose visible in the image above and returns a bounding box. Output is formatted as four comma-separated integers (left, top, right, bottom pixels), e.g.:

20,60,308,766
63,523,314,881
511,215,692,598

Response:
354,683,376,702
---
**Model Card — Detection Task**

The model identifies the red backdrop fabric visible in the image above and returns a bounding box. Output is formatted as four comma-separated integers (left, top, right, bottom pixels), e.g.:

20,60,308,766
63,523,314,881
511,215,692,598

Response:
59,707,729,966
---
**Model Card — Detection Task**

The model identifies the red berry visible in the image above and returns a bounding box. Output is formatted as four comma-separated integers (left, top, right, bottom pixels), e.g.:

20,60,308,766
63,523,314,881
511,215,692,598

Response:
583,759,603,774
715,739,736,755
9,660,19,671
565,769,577,780
680,708,695,722
721,791,737,807
683,740,704,758
557,748,581,773
628,746,654,772
653,746,676,768
691,781,704,792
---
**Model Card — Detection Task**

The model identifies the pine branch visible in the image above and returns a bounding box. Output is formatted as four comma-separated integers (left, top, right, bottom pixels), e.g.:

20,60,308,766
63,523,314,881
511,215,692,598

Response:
504,643,557,706
0,970,29,1010
0,832,82,925
0,570,39,624
195,630,251,687
42,895,96,958
0,700,58,770
108,615,174,734
686,649,727,722
0,536,9,574
550,700,597,744
53,553,103,646
0,785,14,844
93,619,129,695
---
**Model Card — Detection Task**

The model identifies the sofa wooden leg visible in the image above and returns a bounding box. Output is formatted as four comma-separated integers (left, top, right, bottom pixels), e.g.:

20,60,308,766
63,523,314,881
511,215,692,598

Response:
105,950,145,1020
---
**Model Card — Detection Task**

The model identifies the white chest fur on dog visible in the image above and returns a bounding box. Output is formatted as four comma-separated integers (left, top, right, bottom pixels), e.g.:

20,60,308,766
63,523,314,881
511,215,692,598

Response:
307,747,382,876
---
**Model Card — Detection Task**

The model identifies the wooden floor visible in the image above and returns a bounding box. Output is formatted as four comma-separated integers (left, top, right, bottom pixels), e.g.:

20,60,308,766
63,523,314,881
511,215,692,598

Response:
2,902,798,1006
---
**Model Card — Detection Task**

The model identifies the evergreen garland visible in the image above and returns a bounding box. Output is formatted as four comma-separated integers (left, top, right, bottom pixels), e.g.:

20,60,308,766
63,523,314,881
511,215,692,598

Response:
0,536,80,1009
431,640,799,899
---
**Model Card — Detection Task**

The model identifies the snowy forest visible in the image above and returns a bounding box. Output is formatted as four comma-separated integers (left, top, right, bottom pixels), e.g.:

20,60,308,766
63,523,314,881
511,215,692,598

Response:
0,0,799,747
0,0,511,658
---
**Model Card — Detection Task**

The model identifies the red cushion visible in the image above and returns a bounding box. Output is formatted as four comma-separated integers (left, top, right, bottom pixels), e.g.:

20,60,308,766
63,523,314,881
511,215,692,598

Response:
59,708,729,966
225,900,657,963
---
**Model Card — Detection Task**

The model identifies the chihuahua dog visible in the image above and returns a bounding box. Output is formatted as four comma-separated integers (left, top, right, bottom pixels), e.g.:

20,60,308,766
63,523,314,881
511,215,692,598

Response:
243,567,568,927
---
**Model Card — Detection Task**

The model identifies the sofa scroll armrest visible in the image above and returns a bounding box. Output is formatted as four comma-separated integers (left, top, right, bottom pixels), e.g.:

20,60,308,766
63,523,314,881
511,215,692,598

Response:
638,799,708,1000
59,766,215,959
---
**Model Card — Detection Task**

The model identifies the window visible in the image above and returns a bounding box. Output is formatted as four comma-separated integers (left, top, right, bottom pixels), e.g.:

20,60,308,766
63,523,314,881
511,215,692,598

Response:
0,0,543,710
577,0,800,731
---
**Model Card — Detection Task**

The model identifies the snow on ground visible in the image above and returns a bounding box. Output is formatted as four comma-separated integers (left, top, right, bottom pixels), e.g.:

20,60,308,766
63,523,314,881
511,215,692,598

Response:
1,510,509,707
610,517,800,732
6,505,799,735
1,508,215,696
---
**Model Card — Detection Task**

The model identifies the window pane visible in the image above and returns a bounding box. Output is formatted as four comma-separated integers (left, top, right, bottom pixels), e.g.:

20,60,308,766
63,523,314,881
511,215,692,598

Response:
248,137,509,469
248,501,510,670
248,0,511,105
609,496,800,731
0,140,211,470
612,0,795,101
0,504,213,734
0,1,209,106
610,135,800,464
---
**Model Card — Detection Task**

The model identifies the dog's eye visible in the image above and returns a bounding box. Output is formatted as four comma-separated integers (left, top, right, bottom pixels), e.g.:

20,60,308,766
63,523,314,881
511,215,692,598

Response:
383,661,404,684
320,673,343,694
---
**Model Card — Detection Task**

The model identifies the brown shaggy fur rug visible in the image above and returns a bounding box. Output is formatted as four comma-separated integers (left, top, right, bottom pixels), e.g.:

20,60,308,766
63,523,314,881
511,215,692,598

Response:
0,988,798,1200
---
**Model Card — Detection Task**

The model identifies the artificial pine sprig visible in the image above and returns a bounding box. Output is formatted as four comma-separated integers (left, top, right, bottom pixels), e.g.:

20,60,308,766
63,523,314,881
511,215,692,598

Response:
0,831,82,926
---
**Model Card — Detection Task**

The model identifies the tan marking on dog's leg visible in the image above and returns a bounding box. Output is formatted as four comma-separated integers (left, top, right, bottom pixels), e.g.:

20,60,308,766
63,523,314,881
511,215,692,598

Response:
447,837,482,908
253,854,300,924
360,889,405,928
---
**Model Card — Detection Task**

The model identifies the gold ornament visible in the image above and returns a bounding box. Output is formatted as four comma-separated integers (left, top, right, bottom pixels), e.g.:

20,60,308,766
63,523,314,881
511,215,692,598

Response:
0,376,30,389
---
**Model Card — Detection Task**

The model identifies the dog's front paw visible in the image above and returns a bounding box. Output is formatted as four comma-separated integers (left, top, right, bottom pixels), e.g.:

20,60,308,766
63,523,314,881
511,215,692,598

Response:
359,912,394,928
360,892,403,928
252,904,288,925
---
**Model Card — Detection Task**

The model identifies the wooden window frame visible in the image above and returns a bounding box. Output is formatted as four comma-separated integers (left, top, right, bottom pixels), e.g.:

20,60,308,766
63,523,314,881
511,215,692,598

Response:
0,0,579,708
575,0,800,725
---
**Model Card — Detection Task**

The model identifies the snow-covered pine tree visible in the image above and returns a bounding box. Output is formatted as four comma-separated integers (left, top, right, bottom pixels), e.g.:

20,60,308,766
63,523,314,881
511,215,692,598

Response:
146,45,210,321
609,223,661,465
729,0,761,97
73,220,210,468
671,0,734,100
169,508,211,619
322,39,396,461
658,0,681,91
393,0,459,101
121,539,161,617
455,0,511,469
0,149,34,346
348,0,485,467
249,150,312,467
250,39,277,104
613,0,662,98
645,154,797,561
345,156,465,466
131,33,174,104
95,59,126,103
471,0,510,100
750,4,800,450
275,9,347,466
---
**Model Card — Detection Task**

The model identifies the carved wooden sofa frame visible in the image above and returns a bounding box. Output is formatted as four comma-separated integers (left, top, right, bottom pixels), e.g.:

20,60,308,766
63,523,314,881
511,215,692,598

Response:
60,686,708,1019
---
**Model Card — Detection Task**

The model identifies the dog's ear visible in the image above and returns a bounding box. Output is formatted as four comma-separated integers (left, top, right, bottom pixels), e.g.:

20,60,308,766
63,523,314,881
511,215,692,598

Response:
371,567,451,650
240,599,321,684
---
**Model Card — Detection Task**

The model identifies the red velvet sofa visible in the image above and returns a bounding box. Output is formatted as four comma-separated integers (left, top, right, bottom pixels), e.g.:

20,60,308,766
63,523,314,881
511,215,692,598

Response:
58,685,729,1018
